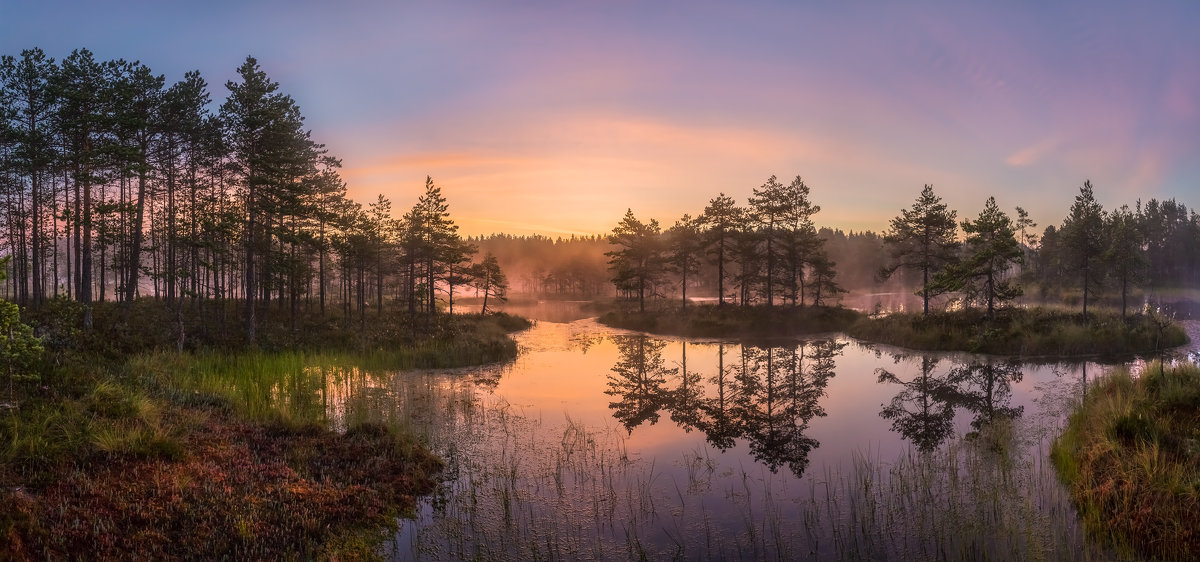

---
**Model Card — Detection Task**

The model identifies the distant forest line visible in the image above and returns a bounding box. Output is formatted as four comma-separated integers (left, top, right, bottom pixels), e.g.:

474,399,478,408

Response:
2,47,1199,337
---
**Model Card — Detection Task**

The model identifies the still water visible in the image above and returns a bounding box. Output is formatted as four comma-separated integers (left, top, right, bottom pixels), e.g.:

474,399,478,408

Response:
335,302,1198,561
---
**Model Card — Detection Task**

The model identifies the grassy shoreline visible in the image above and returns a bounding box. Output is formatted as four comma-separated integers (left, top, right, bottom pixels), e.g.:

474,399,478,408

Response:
1051,362,1200,560
598,304,862,339
1,302,528,560
846,308,1188,359
601,303,1189,359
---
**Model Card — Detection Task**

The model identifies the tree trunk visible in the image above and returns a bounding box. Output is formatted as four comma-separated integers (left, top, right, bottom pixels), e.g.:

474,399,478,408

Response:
681,265,687,311
922,262,929,316
717,237,725,306
481,276,490,314
318,218,326,316
125,165,148,306
1082,259,1089,319
31,167,41,307
1121,275,1127,319
765,225,773,307
245,180,256,343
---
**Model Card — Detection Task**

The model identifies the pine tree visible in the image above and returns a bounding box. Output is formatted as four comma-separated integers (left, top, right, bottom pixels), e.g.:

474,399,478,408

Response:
221,56,323,342
665,214,701,310
697,193,740,306
748,175,788,307
56,49,108,329
880,185,959,315
1104,205,1145,318
606,209,665,313
111,60,165,307
0,48,57,307
472,251,507,314
930,197,1023,318
778,176,821,306
1060,180,1105,318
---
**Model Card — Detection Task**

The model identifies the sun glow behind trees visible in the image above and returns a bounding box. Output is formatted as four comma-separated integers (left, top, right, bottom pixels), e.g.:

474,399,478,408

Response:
0,49,508,343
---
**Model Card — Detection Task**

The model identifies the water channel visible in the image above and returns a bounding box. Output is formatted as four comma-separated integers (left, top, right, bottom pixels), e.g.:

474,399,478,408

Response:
320,300,1198,560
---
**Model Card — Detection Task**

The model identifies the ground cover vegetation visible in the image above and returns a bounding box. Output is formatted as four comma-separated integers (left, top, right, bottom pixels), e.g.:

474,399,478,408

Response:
0,47,526,559
1,297,527,559
1052,361,1200,561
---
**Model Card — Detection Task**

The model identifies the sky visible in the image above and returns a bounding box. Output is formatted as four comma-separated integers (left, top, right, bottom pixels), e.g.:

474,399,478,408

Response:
3,1,1198,237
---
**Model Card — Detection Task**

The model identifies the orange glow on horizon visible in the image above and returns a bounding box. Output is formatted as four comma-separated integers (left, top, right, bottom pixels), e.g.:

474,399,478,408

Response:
336,113,989,237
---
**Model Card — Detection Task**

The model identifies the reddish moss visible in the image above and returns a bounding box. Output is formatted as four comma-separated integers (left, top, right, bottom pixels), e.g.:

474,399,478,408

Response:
3,409,441,560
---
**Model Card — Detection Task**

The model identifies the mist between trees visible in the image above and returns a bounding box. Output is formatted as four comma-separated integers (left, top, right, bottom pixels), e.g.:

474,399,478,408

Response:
3,48,1199,340
605,180,1200,317
0,48,512,343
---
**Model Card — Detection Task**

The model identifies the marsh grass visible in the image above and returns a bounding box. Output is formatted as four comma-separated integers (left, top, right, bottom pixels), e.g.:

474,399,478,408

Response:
847,307,1188,358
1,353,447,560
125,324,519,430
2,308,525,560
1052,361,1200,560
387,371,1113,561
0,378,184,478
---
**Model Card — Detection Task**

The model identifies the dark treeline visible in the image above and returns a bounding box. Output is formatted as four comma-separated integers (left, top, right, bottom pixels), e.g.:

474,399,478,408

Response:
0,48,508,343
608,175,852,312
882,182,1200,319
608,178,1200,317
1035,193,1200,306
470,225,886,304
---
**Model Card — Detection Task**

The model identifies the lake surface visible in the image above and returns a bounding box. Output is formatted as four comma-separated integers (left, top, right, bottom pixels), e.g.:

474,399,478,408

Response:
323,301,1198,561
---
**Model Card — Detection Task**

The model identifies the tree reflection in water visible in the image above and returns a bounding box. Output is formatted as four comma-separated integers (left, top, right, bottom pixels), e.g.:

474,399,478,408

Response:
606,335,845,477
694,343,739,450
667,341,704,431
605,335,675,430
878,353,1026,451
949,359,1024,430
877,355,959,452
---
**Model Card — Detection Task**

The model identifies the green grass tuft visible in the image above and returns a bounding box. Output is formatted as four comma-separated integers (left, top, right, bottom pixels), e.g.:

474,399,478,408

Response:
1052,361,1200,560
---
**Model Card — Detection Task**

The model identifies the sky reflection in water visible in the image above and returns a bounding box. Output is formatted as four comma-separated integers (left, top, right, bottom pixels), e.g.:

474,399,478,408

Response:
369,304,1174,560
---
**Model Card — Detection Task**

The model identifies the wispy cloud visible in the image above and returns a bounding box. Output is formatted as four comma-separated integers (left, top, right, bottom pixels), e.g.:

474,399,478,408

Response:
1005,136,1063,167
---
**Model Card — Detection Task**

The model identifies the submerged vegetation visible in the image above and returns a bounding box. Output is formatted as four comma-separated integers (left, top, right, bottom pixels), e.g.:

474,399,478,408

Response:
1052,361,1200,560
848,307,1188,358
